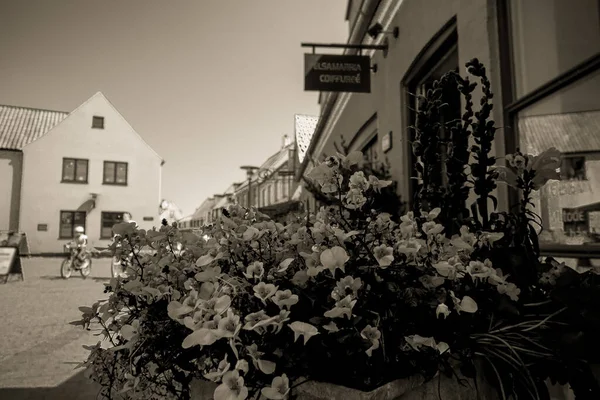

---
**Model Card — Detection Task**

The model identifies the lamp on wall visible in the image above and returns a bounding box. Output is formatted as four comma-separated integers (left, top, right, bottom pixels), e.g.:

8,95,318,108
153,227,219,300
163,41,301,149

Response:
367,22,399,40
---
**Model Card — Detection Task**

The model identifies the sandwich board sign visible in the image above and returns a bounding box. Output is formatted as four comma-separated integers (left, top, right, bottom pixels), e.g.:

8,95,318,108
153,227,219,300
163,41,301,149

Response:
1,232,25,283
0,247,23,283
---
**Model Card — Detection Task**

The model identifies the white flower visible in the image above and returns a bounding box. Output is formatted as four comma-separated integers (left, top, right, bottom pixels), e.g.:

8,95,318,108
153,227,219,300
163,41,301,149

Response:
404,335,450,355
215,309,241,338
373,245,394,268
422,221,444,236
323,321,339,333
349,171,370,191
436,303,450,319
253,282,278,304
360,325,381,357
261,374,290,400
331,276,362,301
478,232,504,247
243,261,264,280
432,261,457,279
467,259,494,280
242,226,260,241
449,291,478,314
272,290,299,310
345,188,367,209
368,175,392,192
204,354,230,382
214,370,248,400
288,321,319,345
324,295,356,319
497,282,521,301
243,310,271,331
120,320,140,342
235,359,249,375
320,246,350,275
246,344,277,374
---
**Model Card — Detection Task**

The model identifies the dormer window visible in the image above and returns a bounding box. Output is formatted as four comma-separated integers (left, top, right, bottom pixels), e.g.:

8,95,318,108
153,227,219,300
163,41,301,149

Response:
92,116,104,129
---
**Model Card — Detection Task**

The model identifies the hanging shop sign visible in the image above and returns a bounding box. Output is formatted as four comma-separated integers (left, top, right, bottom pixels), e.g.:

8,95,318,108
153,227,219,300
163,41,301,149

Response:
304,54,371,93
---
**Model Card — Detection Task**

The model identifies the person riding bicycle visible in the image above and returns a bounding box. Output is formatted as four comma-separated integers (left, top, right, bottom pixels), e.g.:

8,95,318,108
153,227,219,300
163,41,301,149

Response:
123,212,137,228
72,226,88,263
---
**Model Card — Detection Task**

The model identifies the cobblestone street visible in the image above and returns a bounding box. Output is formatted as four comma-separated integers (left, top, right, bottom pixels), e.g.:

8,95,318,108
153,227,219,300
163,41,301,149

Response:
0,257,111,400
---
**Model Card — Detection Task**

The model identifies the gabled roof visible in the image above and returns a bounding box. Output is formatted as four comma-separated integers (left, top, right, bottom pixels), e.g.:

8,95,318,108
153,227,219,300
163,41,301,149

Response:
192,197,218,220
519,110,600,154
0,105,68,150
295,114,319,164
237,143,294,191
1,92,164,164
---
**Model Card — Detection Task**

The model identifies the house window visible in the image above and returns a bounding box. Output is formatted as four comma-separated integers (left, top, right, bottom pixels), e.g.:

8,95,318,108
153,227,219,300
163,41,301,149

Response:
501,0,600,250
92,116,104,129
403,20,459,204
103,161,128,185
60,211,86,239
101,212,124,239
362,135,379,164
62,158,88,183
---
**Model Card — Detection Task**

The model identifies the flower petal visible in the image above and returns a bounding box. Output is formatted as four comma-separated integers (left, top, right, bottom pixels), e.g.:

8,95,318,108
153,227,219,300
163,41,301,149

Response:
182,328,218,348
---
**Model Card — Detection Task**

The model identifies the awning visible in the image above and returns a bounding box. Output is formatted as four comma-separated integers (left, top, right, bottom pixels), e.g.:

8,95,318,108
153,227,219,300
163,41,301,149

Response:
77,199,96,213
258,200,302,220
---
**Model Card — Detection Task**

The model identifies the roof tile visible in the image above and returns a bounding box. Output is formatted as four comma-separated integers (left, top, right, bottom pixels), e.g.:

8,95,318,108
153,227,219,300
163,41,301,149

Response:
295,114,318,163
0,105,68,150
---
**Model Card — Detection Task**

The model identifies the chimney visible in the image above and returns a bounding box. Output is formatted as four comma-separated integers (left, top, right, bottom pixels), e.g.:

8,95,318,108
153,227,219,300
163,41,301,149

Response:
282,134,292,149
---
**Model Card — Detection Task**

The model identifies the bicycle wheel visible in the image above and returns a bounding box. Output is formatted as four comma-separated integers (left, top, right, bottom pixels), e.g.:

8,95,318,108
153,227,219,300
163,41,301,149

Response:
60,259,72,279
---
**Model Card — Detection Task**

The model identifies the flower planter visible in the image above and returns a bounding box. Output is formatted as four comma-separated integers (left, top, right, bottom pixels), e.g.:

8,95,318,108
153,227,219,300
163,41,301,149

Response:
191,370,498,400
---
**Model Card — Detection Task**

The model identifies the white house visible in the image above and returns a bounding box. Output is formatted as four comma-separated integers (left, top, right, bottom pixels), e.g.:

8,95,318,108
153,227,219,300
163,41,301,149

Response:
10,92,164,253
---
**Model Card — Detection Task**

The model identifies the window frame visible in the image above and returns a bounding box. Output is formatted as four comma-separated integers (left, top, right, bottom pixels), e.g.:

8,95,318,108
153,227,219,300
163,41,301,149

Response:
59,210,86,239
361,134,379,163
497,0,600,257
100,211,125,239
92,116,105,129
401,17,459,208
103,161,128,186
61,158,89,184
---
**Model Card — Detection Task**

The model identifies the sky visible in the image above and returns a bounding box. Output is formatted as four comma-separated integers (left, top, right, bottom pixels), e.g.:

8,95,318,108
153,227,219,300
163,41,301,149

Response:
0,0,348,215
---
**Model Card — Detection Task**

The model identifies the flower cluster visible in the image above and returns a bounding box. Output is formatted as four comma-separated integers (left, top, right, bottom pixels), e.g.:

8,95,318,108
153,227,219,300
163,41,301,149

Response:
76,60,600,400
74,147,570,400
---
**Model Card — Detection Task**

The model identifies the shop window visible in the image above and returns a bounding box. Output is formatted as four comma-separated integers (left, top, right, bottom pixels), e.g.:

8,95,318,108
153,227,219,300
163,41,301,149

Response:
59,211,86,239
103,161,128,185
362,135,379,164
509,0,600,98
502,0,600,249
62,158,88,183
101,212,124,239
403,19,459,204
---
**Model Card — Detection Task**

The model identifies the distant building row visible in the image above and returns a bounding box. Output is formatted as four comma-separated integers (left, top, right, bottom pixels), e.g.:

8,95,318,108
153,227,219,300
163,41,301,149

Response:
178,115,319,230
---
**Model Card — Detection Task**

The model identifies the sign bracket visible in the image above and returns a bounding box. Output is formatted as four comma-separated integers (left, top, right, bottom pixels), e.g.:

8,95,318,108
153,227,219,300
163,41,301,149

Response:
301,42,389,58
